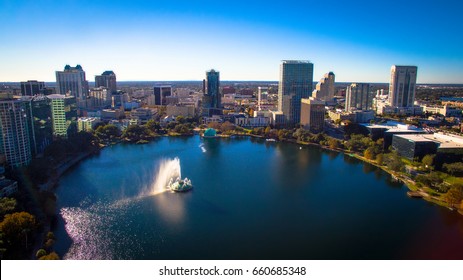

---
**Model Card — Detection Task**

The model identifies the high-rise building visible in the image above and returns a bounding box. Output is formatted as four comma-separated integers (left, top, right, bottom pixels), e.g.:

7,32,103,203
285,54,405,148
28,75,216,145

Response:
20,80,45,96
153,85,172,106
202,69,221,116
95,71,117,94
89,87,111,109
28,96,53,155
345,83,372,111
278,60,314,125
0,99,32,167
48,94,78,138
257,86,268,111
56,65,89,101
300,97,325,133
312,72,335,102
388,66,418,108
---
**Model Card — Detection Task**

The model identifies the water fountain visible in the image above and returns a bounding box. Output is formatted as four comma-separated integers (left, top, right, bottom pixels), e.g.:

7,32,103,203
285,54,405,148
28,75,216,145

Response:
150,157,182,195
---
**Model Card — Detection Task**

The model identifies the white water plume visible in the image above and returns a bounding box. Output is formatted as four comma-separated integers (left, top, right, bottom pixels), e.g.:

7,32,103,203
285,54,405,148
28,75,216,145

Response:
199,143,206,153
141,157,182,196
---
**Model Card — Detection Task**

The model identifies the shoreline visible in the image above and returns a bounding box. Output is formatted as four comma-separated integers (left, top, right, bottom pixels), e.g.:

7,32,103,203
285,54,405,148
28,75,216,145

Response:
290,139,463,216
31,149,100,259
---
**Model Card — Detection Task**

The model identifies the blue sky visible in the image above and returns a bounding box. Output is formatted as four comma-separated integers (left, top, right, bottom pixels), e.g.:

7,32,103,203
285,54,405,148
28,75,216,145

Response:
1,0,462,83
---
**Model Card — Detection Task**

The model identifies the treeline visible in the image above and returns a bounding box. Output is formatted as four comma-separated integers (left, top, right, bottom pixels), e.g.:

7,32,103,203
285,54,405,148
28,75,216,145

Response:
416,87,463,103
250,124,463,210
94,117,198,144
0,197,58,259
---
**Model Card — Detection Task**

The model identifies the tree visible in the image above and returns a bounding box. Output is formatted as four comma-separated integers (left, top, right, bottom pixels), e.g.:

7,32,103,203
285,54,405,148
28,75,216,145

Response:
46,232,55,240
95,124,121,142
421,154,435,170
293,128,310,142
208,122,221,130
376,153,384,165
221,121,235,132
39,252,60,260
445,185,463,206
364,147,375,160
145,120,161,134
386,152,405,172
173,124,192,135
278,129,293,141
36,249,47,259
264,126,271,136
0,212,37,258
428,172,443,188
123,125,151,142
0,198,17,219
443,162,463,176
328,138,340,149
345,134,372,152
309,133,326,144
175,115,186,124
252,127,264,136
416,172,443,188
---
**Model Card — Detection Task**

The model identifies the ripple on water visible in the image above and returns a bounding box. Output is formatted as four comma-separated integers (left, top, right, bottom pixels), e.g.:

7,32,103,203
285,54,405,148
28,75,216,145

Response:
61,198,148,260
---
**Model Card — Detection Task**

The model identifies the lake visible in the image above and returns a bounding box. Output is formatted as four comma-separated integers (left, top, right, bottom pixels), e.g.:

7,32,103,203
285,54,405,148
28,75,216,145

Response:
54,136,463,259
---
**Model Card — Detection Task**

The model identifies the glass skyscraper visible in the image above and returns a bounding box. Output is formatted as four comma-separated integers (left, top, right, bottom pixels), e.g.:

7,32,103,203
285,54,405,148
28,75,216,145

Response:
0,99,32,167
278,60,314,125
202,69,221,117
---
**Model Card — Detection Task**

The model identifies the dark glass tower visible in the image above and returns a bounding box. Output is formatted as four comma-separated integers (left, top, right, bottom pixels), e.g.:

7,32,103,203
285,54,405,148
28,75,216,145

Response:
202,69,221,116
277,60,313,125
95,71,117,94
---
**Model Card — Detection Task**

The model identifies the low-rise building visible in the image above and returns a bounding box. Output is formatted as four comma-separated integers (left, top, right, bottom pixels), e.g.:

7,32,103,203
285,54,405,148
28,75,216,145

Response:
166,105,195,117
329,110,356,123
202,115,223,125
101,108,124,120
235,116,270,128
392,132,463,165
78,117,100,132
130,108,156,123
376,103,423,116
301,97,325,133
421,104,462,117
363,121,427,149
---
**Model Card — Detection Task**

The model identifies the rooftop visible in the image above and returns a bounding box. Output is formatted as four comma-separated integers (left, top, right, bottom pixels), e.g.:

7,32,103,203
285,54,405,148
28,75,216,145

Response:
364,121,424,132
47,94,66,99
395,133,463,149
282,60,311,64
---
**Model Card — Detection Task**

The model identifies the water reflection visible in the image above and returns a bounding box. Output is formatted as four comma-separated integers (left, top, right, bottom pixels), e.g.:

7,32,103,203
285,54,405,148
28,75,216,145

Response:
325,150,339,160
362,163,376,174
151,192,189,227
343,154,360,165
201,138,221,157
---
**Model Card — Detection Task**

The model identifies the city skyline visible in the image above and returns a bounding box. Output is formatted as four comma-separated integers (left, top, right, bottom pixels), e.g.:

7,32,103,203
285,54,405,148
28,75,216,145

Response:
1,0,462,83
